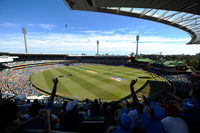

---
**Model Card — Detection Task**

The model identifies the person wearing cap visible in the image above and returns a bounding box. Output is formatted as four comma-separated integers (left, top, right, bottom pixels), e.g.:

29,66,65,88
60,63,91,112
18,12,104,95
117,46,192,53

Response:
181,88,200,133
149,101,166,121
128,110,140,129
108,113,132,133
181,88,200,123
167,87,200,133
140,101,165,133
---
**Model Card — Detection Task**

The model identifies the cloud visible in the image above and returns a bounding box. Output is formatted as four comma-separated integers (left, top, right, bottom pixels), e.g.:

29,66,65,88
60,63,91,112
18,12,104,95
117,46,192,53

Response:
28,24,35,27
81,28,133,35
28,23,57,30
0,22,19,28
0,30,199,55
38,24,56,30
139,36,189,43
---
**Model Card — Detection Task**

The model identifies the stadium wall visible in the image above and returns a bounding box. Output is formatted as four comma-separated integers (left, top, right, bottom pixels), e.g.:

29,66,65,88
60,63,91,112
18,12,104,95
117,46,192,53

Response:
0,52,128,65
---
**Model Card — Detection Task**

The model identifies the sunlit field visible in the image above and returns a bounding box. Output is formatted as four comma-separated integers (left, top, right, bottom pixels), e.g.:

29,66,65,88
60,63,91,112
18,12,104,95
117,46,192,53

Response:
30,65,166,100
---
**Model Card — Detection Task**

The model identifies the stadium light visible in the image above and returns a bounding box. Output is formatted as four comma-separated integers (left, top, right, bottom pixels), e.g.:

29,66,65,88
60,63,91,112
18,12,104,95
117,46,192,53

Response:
22,27,28,54
136,35,139,58
97,40,99,56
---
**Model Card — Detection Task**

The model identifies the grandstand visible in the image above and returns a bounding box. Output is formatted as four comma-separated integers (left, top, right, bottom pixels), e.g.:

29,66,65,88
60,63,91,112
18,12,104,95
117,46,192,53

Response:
1,52,199,133
133,58,190,74
0,52,167,100
1,0,200,133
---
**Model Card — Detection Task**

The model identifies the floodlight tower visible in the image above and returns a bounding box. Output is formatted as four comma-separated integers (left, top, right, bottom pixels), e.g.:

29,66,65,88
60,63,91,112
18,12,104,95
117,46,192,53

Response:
136,35,139,58
22,27,28,54
97,40,99,56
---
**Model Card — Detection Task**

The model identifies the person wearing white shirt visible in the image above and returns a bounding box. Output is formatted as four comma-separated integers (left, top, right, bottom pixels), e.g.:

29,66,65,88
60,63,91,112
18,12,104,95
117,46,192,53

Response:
161,103,189,133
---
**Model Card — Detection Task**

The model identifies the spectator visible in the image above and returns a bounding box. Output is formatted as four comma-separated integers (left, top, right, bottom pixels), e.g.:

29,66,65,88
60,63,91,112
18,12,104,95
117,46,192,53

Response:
61,101,68,112
128,110,140,129
88,99,100,117
83,98,91,111
181,87,200,122
59,100,81,132
149,101,166,121
108,113,132,133
0,100,20,133
167,87,200,133
140,103,165,133
181,88,200,133
161,103,189,133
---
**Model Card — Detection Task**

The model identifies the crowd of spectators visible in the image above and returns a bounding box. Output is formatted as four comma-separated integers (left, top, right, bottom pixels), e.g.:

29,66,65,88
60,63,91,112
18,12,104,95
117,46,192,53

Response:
0,79,199,133
0,63,64,98
3,60,62,67
164,74,192,98
148,68,196,99
0,62,200,133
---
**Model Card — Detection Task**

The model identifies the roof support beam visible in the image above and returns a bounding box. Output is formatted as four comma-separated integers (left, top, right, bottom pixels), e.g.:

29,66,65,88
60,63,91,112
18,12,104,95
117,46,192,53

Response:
140,8,148,17
189,25,200,29
117,7,121,13
184,23,200,27
158,11,169,21
171,13,188,23
162,12,180,21
141,9,153,17
150,9,158,17
176,15,197,23
129,8,134,13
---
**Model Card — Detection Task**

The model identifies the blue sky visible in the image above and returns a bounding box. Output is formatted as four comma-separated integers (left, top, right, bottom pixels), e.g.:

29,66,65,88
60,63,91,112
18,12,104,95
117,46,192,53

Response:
0,0,199,55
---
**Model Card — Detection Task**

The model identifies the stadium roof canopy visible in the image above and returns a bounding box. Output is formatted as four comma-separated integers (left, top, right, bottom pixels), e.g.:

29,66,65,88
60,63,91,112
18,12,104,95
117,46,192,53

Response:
64,0,200,44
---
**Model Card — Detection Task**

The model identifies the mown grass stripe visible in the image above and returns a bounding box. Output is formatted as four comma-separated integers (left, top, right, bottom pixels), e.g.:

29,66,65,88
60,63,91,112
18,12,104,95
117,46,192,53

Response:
49,69,72,96
76,66,139,90
78,67,131,91
67,67,128,98
42,70,54,89
59,67,121,100
54,68,97,99
81,65,144,76
80,65,138,80
31,65,166,100
80,65,161,91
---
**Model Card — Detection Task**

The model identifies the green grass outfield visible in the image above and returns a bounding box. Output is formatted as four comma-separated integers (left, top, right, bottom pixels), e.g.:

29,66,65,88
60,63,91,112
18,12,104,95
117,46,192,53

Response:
30,65,166,100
